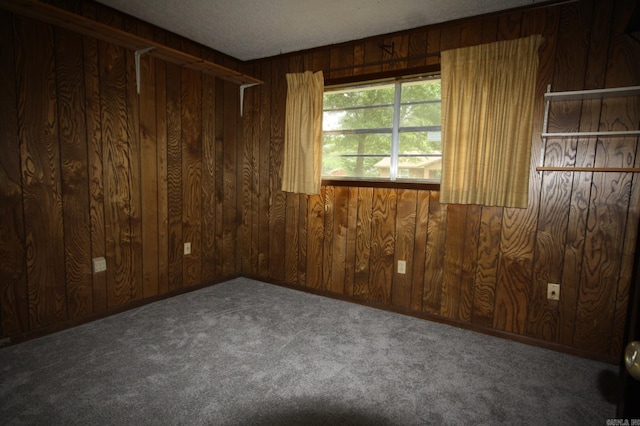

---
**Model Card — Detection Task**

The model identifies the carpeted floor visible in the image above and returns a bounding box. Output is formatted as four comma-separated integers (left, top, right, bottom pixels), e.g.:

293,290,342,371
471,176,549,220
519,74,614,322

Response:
0,277,618,425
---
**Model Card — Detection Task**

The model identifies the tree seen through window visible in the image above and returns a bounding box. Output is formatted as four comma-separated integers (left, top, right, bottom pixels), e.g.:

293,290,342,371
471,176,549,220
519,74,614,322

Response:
322,76,441,181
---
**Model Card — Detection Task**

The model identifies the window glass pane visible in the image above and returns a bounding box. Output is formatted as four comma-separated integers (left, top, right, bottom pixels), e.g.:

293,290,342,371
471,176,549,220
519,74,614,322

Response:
398,131,442,180
322,76,441,182
322,133,391,178
397,79,442,181
323,84,395,130
323,106,394,130
400,79,441,127
401,79,441,101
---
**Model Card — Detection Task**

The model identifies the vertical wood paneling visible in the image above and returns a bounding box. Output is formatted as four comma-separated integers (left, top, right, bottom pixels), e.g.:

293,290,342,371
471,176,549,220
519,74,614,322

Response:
138,43,160,299
459,205,481,322
306,188,325,289
155,54,170,295
329,186,349,294
268,58,287,280
329,44,353,79
2,0,638,362
181,62,203,287
426,29,441,66
353,188,373,299
16,17,68,327
123,23,143,304
363,38,383,75
99,36,132,306
249,66,261,277
322,186,335,291
368,188,396,303
439,23,461,52
201,50,217,283
573,0,640,353
392,189,417,309
0,11,28,337
284,191,300,283
298,194,309,286
165,60,183,291
240,63,255,276
494,206,535,335
214,76,225,277
313,50,331,81
472,208,503,327
382,34,408,71
344,187,359,296
223,78,238,276
480,17,498,44
410,191,429,311
525,5,562,339
81,2,107,313
233,60,245,274
98,8,137,307
1,3,247,341
459,20,483,48
527,1,592,342
497,11,523,41
407,29,427,68
242,0,638,362
557,0,607,347
423,193,447,314
603,0,640,357
353,42,365,75
257,63,271,277
441,205,466,320
55,24,93,318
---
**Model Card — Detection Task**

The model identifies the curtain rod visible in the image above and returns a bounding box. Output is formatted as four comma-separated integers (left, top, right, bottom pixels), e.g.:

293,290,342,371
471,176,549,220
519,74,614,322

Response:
322,52,441,74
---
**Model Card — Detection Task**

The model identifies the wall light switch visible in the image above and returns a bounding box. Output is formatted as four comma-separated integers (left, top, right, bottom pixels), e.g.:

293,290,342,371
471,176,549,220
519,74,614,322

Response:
398,260,407,274
184,242,191,255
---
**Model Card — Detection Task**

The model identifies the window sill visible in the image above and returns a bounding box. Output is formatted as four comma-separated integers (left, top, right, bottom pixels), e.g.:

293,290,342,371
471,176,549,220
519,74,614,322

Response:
321,178,440,191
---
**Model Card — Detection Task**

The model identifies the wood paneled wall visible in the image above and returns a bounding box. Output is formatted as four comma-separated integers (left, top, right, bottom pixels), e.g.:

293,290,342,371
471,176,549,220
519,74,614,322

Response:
0,1,241,340
1,0,638,362
240,0,640,361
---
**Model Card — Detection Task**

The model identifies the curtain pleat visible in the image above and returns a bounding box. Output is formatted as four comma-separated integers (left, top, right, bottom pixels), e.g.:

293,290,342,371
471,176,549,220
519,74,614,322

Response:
440,35,543,208
282,71,324,194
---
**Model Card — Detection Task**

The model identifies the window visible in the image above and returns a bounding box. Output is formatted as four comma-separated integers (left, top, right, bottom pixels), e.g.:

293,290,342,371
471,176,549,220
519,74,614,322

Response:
322,75,442,183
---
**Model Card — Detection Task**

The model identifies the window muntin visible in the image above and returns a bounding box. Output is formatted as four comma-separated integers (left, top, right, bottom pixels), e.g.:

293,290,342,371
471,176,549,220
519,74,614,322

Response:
322,76,442,182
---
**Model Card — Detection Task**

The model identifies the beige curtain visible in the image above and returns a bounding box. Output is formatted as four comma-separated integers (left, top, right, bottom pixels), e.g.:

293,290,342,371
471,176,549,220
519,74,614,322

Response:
439,35,543,208
282,71,324,194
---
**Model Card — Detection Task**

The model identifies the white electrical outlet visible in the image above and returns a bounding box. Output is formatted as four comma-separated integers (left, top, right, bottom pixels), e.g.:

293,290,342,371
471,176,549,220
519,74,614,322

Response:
397,260,407,274
547,283,560,301
92,257,107,274
184,242,191,255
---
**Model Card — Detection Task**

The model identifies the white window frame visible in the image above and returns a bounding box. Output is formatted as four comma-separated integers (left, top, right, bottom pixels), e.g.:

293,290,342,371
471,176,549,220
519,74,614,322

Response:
322,74,442,184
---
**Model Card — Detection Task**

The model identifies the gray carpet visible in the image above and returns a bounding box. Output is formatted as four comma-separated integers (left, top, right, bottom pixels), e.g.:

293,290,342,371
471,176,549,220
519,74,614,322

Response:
0,277,618,425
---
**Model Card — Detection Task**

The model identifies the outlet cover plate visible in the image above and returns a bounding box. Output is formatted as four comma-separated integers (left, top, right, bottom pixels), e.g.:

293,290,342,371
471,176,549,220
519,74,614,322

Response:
547,283,560,301
92,257,106,274
397,260,406,274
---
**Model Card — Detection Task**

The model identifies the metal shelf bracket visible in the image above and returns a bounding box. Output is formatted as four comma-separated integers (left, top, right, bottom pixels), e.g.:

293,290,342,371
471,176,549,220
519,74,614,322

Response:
240,83,259,116
135,47,156,95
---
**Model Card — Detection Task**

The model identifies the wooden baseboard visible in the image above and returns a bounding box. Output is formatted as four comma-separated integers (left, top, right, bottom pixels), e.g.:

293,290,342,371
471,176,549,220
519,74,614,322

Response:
2,272,620,365
0,274,241,348
244,273,620,365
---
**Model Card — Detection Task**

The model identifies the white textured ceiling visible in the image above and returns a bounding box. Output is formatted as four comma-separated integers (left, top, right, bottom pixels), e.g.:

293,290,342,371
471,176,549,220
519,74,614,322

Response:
96,0,547,61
